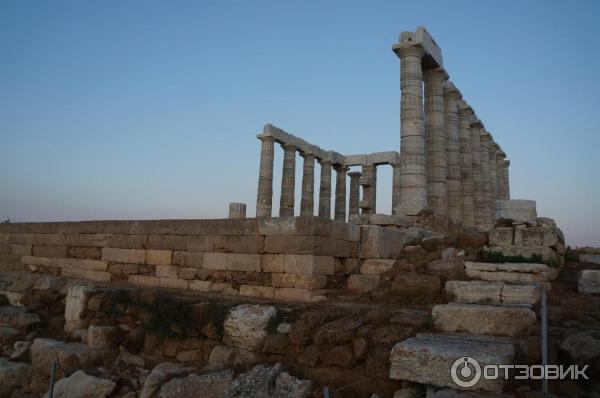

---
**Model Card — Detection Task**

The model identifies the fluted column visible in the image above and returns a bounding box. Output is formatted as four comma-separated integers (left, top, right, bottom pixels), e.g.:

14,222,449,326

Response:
488,142,499,209
392,161,402,215
279,144,297,217
470,118,484,229
300,153,316,216
458,101,474,227
396,46,427,216
444,82,462,224
229,203,247,219
480,131,493,230
359,165,377,215
256,136,275,218
503,159,511,200
424,67,448,218
334,165,348,221
348,171,362,216
318,160,332,218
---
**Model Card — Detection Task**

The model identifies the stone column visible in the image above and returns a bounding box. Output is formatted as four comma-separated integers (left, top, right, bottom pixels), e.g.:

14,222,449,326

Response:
256,136,275,218
279,143,297,217
348,171,362,216
458,101,474,227
423,67,448,218
392,161,402,215
318,160,332,218
503,159,511,200
300,152,316,216
229,203,246,219
395,45,427,216
334,165,348,221
444,82,462,224
359,165,377,215
479,131,493,230
488,142,499,208
470,118,484,229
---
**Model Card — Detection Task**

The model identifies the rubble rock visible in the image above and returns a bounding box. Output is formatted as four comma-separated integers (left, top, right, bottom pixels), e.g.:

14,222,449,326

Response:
87,325,118,349
227,363,283,397
139,362,195,398
64,285,95,332
158,370,233,398
578,270,600,294
223,304,276,351
559,332,600,363
43,370,116,398
0,357,29,397
274,371,313,398
392,272,441,296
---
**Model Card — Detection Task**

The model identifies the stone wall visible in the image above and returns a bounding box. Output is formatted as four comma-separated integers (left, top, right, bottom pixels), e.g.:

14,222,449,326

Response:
0,217,361,303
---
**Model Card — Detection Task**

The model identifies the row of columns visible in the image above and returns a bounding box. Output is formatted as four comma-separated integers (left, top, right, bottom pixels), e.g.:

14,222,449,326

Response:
394,38,510,230
256,137,350,220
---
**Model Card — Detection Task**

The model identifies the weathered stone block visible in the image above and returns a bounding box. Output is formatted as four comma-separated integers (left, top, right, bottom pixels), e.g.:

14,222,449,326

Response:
8,233,34,245
10,244,31,256
67,246,102,260
392,272,441,296
331,220,361,242
274,288,314,302
33,233,66,245
177,267,197,280
432,303,536,337
261,254,285,273
489,227,513,246
445,281,540,305
146,249,172,266
239,285,275,299
102,248,146,264
284,255,334,275
227,253,261,272
578,269,600,294
214,236,264,254
66,233,111,247
360,259,395,275
369,214,409,227
360,225,406,259
271,273,327,289
159,278,189,290
128,275,160,287
187,235,214,252
108,263,138,275
87,325,118,349
147,234,187,250
156,265,178,278
203,253,227,270
189,280,237,295
264,235,319,254
342,258,359,274
496,199,537,224
390,333,516,392
107,234,147,249
32,244,67,258
65,285,94,332
347,274,380,293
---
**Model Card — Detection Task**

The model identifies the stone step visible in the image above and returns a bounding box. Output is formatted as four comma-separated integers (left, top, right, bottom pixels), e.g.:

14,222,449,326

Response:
465,261,558,284
390,332,517,393
445,281,541,305
432,302,536,337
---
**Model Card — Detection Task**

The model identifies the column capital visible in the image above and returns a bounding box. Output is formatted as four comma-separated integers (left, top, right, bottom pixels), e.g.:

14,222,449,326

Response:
281,143,297,152
470,117,484,129
301,152,316,160
334,164,349,172
257,134,275,143
347,171,362,177
443,81,462,99
423,67,449,81
394,45,425,59
318,158,332,166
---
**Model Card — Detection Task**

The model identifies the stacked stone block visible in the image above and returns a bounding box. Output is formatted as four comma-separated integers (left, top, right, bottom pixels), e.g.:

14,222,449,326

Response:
0,217,360,303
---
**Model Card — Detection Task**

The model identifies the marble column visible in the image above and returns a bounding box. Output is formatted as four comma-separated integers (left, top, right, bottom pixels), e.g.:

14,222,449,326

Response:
488,142,499,206
479,131,493,230
444,82,462,224
348,171,362,216
359,165,377,215
279,143,297,217
396,45,427,216
392,161,402,215
458,101,474,227
300,152,316,216
470,118,484,229
256,136,275,218
318,160,332,218
334,165,348,221
503,159,511,200
423,67,448,218
229,203,246,219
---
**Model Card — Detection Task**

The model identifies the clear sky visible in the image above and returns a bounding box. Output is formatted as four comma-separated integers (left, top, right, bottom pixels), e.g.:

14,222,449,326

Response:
1,1,599,247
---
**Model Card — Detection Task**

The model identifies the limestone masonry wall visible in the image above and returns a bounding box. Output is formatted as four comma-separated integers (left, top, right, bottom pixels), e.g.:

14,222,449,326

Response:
0,217,365,303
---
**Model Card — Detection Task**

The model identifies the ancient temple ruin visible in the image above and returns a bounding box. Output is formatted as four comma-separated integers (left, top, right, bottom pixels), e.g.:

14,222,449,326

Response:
254,26,511,232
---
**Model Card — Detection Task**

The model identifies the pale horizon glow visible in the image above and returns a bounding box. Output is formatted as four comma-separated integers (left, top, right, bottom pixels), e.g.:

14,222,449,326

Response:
1,1,599,247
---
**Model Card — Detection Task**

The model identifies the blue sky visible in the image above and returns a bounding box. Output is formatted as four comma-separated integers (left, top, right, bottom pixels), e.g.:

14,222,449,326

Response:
1,1,599,246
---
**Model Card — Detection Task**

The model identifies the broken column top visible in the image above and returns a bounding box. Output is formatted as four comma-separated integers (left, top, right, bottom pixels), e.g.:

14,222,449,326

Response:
443,81,461,98
392,26,443,69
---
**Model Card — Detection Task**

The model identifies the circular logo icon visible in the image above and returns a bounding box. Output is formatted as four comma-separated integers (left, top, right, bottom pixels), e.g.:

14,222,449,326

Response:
451,356,482,388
